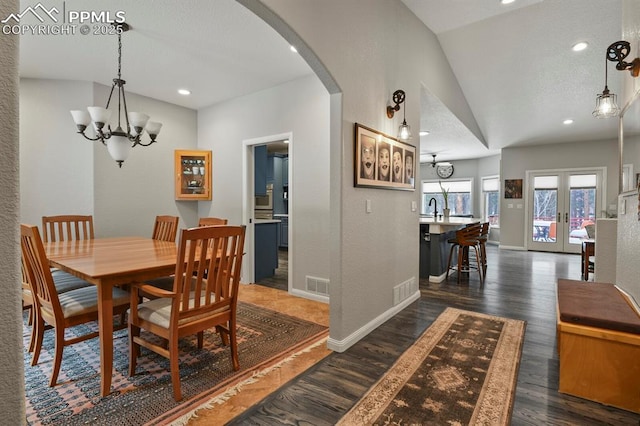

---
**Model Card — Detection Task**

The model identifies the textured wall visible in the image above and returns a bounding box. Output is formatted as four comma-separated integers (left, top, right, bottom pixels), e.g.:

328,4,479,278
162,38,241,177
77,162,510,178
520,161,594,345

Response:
0,0,25,421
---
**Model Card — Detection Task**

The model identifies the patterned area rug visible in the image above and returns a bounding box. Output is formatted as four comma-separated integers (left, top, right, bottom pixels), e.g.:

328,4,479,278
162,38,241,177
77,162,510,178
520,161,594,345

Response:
338,307,526,425
23,302,328,425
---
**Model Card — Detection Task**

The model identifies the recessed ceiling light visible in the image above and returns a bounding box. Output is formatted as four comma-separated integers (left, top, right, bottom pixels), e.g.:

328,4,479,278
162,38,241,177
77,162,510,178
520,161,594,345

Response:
501,0,515,5
572,42,588,52
178,89,191,96
419,131,430,136
290,45,298,53
563,119,574,125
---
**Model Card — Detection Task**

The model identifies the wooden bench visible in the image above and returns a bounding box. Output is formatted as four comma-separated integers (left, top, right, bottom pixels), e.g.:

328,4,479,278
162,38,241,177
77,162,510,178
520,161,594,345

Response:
556,279,640,413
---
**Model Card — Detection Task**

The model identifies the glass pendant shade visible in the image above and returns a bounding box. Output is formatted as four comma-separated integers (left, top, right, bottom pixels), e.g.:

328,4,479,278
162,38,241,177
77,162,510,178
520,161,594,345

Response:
146,121,163,138
128,112,150,129
87,106,112,126
106,133,132,165
398,120,412,141
70,110,91,127
592,88,619,118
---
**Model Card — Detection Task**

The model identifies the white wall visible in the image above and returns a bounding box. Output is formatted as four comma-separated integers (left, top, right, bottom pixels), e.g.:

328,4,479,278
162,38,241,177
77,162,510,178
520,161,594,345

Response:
19,79,198,238
197,74,331,292
419,155,501,217
92,83,198,238
254,0,482,347
501,138,619,248
19,79,94,226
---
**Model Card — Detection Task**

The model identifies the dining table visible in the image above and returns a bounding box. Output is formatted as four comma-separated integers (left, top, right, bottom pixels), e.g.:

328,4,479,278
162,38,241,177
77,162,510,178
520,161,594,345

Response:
44,236,180,397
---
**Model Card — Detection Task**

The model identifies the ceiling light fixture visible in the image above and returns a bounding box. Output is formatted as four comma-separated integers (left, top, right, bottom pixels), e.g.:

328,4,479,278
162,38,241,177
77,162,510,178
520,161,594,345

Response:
386,89,412,141
572,41,588,52
429,154,451,168
70,22,162,167
563,119,574,125
419,130,430,136
178,89,191,95
501,0,516,5
593,40,640,119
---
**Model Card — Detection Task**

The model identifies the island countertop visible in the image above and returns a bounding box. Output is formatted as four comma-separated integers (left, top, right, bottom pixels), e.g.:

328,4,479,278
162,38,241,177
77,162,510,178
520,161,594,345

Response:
419,216,480,234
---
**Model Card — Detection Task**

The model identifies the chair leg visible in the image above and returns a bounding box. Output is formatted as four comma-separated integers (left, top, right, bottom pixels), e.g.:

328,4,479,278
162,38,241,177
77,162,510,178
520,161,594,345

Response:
49,326,65,387
229,319,239,371
446,244,456,281
31,316,45,366
128,324,140,377
473,245,484,285
169,338,182,401
197,331,204,349
457,246,464,284
216,325,230,346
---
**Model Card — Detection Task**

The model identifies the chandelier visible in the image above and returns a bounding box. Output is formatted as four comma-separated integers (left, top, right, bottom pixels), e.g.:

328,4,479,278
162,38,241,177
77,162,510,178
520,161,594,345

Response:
70,23,161,167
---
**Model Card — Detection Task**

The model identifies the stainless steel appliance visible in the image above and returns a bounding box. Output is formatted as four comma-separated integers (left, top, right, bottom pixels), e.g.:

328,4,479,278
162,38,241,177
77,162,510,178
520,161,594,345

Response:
254,210,273,220
255,183,273,210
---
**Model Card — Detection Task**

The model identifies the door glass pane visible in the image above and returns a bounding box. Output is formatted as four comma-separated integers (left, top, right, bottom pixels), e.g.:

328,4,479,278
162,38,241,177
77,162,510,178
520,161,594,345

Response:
568,175,596,244
533,176,558,242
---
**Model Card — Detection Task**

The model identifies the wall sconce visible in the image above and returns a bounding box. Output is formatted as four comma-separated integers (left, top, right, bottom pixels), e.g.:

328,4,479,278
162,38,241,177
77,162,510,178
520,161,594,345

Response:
593,41,640,119
386,89,412,141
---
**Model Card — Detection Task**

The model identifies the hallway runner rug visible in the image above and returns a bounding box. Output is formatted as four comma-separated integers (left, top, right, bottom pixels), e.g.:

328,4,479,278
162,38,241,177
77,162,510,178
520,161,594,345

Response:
23,301,328,425
337,307,526,426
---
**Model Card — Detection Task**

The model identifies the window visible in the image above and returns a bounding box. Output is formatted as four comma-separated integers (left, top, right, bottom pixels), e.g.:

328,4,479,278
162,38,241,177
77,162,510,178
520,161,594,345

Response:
422,179,473,216
482,176,500,227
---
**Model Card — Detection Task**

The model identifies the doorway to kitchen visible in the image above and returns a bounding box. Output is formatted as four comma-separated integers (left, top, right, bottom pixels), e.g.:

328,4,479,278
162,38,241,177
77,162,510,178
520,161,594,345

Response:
526,168,605,254
242,133,291,292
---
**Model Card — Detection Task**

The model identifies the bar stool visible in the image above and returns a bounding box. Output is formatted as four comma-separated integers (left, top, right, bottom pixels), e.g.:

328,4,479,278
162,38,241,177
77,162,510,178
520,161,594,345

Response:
446,223,484,285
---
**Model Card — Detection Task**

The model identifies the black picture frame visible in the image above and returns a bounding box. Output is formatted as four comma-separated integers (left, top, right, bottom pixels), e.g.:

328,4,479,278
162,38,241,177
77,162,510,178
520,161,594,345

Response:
354,123,416,191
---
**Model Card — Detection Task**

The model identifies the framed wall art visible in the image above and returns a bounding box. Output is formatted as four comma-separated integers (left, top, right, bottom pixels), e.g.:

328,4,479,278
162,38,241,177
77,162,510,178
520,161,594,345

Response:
504,179,523,199
354,123,416,191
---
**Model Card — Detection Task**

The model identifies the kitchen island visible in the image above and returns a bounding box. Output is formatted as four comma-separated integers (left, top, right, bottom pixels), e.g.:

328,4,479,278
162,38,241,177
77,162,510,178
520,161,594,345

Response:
419,216,481,282
255,219,281,281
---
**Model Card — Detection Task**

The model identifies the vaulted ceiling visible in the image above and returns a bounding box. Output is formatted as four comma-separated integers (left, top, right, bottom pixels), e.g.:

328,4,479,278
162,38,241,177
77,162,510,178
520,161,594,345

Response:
18,0,625,163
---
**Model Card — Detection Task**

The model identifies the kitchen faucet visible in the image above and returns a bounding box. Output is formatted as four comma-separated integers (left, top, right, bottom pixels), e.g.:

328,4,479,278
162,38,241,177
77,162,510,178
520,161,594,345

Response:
428,197,438,217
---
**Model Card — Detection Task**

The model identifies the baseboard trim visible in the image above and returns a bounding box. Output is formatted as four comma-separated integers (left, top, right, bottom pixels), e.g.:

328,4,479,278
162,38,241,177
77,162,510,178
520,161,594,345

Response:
429,272,447,283
327,290,420,353
499,245,526,251
289,288,329,304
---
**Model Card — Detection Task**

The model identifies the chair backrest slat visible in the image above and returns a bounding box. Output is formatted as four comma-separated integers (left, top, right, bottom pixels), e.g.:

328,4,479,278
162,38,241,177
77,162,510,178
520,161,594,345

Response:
152,215,179,242
21,224,62,317
171,225,245,324
198,217,228,227
42,215,94,243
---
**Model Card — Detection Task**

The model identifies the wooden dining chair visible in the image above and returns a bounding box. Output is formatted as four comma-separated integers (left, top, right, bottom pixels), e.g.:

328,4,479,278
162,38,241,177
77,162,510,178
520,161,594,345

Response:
198,217,228,226
20,224,130,386
128,225,246,401
152,215,179,242
42,215,94,243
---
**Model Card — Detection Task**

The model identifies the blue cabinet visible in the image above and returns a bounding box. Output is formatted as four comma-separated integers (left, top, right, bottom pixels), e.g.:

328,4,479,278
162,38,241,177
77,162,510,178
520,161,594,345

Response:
255,222,279,281
255,145,268,196
282,156,289,186
279,216,288,249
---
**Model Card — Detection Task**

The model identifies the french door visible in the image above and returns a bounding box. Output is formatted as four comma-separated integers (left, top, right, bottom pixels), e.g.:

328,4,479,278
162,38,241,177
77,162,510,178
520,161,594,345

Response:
526,169,604,254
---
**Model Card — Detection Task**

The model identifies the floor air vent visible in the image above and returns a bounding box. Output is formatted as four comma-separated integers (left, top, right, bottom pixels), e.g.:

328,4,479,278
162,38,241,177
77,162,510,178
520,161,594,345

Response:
306,276,330,296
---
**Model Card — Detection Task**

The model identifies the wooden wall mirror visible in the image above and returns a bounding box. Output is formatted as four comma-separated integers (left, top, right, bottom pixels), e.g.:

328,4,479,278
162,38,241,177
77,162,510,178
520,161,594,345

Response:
620,90,640,193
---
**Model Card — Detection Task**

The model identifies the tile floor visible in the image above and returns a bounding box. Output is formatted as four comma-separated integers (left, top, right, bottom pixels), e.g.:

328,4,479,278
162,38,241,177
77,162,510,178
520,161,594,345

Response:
187,284,330,424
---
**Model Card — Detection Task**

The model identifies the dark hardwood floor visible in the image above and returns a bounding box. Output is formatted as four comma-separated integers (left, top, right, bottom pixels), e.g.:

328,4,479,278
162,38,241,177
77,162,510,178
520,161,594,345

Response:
231,245,640,425
256,249,288,291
